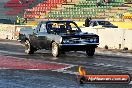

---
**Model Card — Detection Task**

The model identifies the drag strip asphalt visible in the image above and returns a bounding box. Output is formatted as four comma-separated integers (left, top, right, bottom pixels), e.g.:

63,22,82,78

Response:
0,40,132,88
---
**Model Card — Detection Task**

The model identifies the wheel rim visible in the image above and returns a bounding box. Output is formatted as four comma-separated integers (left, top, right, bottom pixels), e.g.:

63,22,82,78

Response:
25,40,30,51
52,43,58,56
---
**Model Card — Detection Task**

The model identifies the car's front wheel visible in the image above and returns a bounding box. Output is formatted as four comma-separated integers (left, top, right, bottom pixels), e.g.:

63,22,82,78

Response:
86,48,95,56
52,42,60,57
25,40,35,54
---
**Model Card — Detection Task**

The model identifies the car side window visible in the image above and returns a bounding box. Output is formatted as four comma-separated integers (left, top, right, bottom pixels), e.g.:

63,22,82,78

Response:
39,24,47,33
89,21,94,27
93,22,97,26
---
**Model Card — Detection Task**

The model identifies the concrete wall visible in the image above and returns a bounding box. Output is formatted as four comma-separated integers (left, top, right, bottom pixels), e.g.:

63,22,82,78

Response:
0,24,132,50
81,27,132,50
0,24,32,40
0,24,15,39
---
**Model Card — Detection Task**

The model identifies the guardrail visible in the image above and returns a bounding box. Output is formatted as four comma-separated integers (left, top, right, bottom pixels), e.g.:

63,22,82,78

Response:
0,24,132,50
81,27,132,50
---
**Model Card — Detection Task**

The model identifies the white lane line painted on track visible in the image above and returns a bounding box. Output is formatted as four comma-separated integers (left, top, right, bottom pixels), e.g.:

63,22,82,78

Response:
0,65,78,75
52,69,79,75
96,50,132,57
52,65,79,75
52,65,76,71
0,50,25,55
0,68,10,70
0,42,23,46
78,50,132,57
55,70,79,75
0,67,48,71
92,63,132,73
129,81,132,84
25,69,48,71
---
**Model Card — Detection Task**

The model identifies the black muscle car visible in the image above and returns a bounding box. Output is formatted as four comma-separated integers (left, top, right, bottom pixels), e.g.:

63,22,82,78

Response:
18,20,99,57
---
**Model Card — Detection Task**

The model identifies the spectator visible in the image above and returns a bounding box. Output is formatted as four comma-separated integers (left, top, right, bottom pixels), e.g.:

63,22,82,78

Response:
23,17,28,23
26,0,29,3
103,0,109,5
18,0,22,4
104,0,109,3
96,0,101,7
85,17,91,27
16,16,21,24
19,0,29,5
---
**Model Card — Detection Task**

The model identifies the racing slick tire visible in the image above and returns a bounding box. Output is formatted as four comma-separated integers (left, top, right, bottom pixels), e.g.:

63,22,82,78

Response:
52,42,60,57
25,40,35,54
86,48,95,56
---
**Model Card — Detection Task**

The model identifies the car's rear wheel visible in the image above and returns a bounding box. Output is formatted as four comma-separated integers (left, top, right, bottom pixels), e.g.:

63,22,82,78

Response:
25,40,35,54
86,48,95,56
52,42,60,57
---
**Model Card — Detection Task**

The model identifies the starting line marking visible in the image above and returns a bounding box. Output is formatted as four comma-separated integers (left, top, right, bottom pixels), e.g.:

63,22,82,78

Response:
0,55,77,74
52,65,78,75
0,55,78,75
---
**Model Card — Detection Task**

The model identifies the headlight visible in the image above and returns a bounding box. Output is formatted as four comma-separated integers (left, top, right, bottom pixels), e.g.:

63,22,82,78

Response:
59,37,63,43
93,38,97,42
90,39,94,42
63,40,69,44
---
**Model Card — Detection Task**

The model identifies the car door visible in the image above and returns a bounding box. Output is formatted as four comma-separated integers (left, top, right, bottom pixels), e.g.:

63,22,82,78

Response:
36,23,48,49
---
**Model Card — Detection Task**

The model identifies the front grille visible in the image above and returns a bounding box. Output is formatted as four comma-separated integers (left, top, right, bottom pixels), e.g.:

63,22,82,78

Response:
63,37,99,44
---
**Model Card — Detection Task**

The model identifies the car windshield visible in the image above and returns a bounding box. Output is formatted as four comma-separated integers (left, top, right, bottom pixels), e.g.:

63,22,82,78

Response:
98,21,113,25
46,21,81,34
